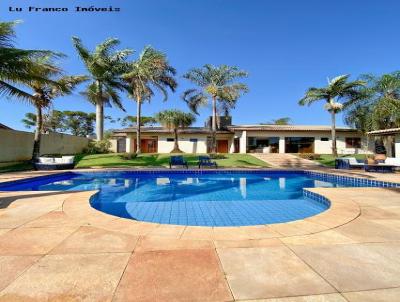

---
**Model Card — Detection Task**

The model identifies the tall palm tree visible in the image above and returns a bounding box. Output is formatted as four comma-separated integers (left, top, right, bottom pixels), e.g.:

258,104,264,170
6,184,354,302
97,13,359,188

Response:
155,109,196,153
299,75,365,156
183,64,248,153
0,21,62,101
122,46,177,153
26,56,87,160
72,37,132,140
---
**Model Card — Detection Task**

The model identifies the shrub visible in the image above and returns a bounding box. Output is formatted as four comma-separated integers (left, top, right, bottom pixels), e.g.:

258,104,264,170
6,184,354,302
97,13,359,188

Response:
120,153,137,160
83,139,111,154
209,153,226,159
297,153,321,160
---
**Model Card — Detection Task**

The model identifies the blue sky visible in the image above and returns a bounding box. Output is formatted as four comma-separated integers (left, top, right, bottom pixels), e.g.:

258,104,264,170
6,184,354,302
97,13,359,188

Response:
2,0,400,131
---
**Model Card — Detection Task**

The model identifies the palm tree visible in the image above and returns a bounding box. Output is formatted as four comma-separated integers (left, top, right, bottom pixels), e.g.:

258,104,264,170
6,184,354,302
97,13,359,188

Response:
0,21,62,101
155,109,196,153
26,56,87,159
299,75,365,156
183,64,248,153
122,46,177,153
72,37,132,140
344,72,400,156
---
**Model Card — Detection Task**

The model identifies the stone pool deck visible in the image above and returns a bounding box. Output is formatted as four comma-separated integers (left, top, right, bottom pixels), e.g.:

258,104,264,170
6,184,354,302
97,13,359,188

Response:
0,169,399,301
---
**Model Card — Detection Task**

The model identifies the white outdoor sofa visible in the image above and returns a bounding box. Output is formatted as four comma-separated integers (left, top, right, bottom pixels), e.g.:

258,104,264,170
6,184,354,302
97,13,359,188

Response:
34,156,75,170
385,157,400,168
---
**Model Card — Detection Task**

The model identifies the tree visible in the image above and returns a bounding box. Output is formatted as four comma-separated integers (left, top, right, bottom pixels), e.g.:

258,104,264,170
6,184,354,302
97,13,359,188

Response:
155,109,196,153
299,75,365,156
21,113,37,129
122,46,177,153
263,117,292,125
344,72,400,156
72,37,132,140
0,21,62,101
26,56,87,159
22,110,66,133
121,115,157,127
183,64,248,153
63,111,96,137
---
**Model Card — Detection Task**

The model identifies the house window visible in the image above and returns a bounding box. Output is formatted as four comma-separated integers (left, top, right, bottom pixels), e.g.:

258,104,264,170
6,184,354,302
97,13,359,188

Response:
345,137,361,148
321,137,329,141
166,138,174,142
189,138,198,143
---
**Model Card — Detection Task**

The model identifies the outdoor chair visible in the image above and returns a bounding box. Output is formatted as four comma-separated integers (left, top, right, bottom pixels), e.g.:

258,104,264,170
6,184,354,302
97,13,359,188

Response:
198,156,218,169
169,156,188,169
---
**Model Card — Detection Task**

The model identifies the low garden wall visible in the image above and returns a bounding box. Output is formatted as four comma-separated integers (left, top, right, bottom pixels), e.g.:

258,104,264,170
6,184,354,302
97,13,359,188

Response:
0,129,90,162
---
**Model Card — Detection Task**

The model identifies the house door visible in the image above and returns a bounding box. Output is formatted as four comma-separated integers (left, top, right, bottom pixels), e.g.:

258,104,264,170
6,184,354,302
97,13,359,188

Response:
117,138,126,153
234,138,240,153
141,138,158,153
217,140,229,153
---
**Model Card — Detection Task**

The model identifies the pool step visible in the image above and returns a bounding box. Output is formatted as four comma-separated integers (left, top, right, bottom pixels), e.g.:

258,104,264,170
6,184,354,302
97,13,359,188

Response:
250,153,322,169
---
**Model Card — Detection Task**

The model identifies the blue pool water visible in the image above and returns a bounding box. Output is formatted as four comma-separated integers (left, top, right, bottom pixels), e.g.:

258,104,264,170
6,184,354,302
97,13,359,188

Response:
1,170,395,226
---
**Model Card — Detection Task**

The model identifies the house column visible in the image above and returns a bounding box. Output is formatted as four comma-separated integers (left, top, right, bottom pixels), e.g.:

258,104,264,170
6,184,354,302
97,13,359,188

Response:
239,131,247,153
395,134,400,158
126,135,134,153
229,138,235,153
279,136,285,153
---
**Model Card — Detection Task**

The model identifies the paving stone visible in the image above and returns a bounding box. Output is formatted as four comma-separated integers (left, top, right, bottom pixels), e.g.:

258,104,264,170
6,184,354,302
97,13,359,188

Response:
217,246,335,300
113,249,232,302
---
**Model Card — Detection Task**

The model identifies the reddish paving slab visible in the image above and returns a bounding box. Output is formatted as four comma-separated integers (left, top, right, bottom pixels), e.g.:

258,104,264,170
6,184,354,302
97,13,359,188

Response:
113,249,233,302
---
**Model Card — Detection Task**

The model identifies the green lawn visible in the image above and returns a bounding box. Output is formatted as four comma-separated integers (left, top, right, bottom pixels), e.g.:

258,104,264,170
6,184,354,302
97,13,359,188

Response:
75,153,269,168
0,162,33,173
314,154,367,167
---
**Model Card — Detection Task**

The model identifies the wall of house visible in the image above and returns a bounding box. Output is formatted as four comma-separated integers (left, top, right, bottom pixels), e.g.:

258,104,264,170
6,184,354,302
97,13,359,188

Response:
157,133,208,153
395,134,400,158
110,133,234,154
0,129,90,162
240,130,372,154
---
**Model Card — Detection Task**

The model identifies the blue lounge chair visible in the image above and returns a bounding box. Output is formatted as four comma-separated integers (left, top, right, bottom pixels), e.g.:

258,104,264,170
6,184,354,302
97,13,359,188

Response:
198,156,218,169
169,156,188,169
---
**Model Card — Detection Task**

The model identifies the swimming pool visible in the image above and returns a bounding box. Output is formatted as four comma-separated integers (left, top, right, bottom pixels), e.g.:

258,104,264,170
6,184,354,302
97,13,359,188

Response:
0,170,398,226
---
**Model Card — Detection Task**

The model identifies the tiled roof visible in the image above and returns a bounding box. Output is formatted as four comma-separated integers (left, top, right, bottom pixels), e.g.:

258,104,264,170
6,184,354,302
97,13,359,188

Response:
367,128,400,135
112,124,359,135
227,124,358,132
112,127,231,134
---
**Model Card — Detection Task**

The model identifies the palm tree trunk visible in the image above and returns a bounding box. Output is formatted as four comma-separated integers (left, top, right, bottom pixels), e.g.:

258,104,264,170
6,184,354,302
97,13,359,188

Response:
32,105,43,161
96,102,104,140
172,127,181,153
136,100,141,154
95,81,104,141
211,96,217,153
331,111,338,157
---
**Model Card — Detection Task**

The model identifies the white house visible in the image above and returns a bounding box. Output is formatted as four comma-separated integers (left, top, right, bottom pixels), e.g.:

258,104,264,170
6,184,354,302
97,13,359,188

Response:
110,118,372,155
368,128,400,158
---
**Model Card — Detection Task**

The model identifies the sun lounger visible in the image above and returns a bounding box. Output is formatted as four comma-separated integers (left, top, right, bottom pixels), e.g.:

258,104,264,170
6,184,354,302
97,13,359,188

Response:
335,157,365,170
169,156,188,169
198,156,218,169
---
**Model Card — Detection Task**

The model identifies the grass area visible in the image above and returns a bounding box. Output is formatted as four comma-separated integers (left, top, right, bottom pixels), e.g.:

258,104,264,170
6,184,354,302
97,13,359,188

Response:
75,153,269,169
0,162,33,173
314,154,367,167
